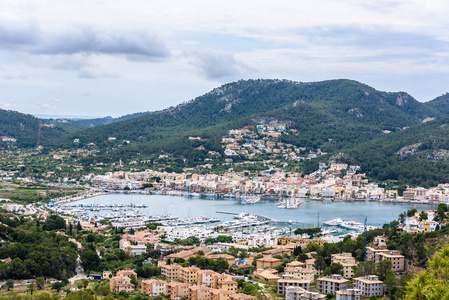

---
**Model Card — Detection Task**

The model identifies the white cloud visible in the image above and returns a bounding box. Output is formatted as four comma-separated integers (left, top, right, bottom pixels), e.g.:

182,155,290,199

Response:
78,67,118,79
185,50,254,80
1,0,449,115
34,102,56,110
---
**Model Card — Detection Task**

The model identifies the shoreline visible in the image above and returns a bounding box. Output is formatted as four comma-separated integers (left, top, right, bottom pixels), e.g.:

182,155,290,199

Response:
51,188,438,207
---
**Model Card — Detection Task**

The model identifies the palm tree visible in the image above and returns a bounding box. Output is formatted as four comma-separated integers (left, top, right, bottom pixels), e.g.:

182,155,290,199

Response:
27,282,36,295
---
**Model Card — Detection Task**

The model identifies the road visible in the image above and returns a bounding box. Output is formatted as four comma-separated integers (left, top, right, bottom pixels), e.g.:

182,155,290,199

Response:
69,256,87,284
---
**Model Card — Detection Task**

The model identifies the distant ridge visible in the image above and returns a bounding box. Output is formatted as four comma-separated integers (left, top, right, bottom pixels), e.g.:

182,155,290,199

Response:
43,111,149,127
35,114,102,120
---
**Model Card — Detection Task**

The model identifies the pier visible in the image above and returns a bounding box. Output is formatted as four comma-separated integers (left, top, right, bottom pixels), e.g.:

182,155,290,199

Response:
216,211,239,215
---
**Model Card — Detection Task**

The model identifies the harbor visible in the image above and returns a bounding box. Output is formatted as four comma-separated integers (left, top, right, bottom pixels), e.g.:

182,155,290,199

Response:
50,193,436,233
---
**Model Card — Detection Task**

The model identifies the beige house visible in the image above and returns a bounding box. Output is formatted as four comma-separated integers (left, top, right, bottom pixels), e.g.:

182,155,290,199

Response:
162,264,182,281
110,276,134,293
284,260,315,282
210,289,234,300
110,270,137,293
211,274,238,292
205,254,236,266
262,246,294,256
256,256,282,269
166,281,189,299
180,266,201,284
116,270,137,278
366,247,405,272
141,279,166,296
189,285,211,300
253,268,281,282
102,271,112,279
197,270,218,286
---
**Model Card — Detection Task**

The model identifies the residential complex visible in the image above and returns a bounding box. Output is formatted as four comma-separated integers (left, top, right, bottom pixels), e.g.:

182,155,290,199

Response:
317,274,350,294
353,275,385,297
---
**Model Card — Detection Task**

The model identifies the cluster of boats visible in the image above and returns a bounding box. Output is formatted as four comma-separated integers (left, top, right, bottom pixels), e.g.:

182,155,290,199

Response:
323,218,378,232
63,203,148,211
221,213,277,229
241,195,260,204
160,216,221,226
277,197,303,209
182,192,222,198
182,192,260,202
107,214,180,230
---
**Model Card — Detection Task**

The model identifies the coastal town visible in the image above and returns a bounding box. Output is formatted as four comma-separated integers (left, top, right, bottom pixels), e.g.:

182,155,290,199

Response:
1,165,446,300
88,163,448,204
2,124,448,300
1,199,444,300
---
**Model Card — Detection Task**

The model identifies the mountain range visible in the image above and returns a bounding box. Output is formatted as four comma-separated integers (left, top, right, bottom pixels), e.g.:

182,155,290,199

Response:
2,78,449,186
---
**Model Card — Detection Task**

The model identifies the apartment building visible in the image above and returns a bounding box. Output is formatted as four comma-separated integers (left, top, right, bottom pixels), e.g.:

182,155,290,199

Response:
189,285,211,300
366,247,405,272
256,256,282,268
353,275,384,297
336,289,361,300
141,279,166,296
331,253,357,278
197,270,218,286
166,281,189,299
277,237,326,247
285,287,326,300
209,289,235,300
211,274,238,292
162,264,182,281
180,266,201,284
317,274,349,294
277,276,310,295
284,261,316,282
110,276,134,293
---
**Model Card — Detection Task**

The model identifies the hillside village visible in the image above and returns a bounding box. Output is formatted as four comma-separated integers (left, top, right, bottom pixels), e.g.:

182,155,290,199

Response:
43,214,445,300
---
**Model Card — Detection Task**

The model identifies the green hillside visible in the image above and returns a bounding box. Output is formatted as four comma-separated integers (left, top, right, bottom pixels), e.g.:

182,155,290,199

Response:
425,92,449,115
0,109,81,148
339,116,449,187
4,78,449,186
46,79,438,159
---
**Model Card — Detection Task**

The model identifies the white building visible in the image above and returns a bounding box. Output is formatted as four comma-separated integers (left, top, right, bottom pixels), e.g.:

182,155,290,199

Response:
317,274,349,294
119,240,147,256
336,289,361,300
285,287,326,300
161,226,218,243
353,275,384,297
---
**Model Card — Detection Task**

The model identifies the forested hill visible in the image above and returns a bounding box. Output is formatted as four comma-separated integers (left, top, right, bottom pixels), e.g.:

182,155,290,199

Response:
340,116,449,187
46,79,439,156
425,93,449,115
0,109,80,148
4,78,449,186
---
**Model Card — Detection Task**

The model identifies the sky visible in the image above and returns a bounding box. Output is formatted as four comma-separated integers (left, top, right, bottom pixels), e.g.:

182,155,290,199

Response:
1,0,449,117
